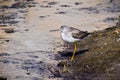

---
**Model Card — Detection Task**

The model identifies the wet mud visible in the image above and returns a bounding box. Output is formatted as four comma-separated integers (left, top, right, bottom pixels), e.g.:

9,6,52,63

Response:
0,0,120,80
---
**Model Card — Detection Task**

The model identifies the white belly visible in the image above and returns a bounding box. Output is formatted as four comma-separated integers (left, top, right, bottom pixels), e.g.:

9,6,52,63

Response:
61,32,80,43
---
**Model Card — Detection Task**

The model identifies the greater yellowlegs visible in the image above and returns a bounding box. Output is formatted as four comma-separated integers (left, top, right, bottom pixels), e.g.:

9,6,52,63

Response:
60,25,89,61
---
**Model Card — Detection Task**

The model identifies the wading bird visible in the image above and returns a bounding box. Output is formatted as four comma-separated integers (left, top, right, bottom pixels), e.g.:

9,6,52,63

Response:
60,25,89,61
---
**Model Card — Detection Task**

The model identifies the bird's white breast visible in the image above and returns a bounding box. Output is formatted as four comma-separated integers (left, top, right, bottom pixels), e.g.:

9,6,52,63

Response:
61,32,80,43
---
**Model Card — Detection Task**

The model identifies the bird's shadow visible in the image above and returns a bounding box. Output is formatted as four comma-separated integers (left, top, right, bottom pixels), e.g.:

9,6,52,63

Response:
55,49,89,60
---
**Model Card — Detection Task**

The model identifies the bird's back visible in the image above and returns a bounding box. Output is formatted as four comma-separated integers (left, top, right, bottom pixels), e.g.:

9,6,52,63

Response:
60,25,90,42
70,27,89,39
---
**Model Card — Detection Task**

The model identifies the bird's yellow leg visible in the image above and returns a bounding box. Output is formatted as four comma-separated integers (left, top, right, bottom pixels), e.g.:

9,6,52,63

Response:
71,42,77,61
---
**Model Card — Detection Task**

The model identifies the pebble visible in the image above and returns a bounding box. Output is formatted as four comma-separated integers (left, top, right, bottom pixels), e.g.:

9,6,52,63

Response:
55,11,66,14
104,43,107,45
75,2,82,5
117,38,120,42
48,2,57,5
60,5,71,7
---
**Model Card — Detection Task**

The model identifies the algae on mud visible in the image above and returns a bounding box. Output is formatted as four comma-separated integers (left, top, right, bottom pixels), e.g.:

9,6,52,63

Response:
57,16,120,80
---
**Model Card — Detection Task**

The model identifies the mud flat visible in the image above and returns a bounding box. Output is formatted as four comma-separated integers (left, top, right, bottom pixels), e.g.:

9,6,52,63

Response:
0,0,120,80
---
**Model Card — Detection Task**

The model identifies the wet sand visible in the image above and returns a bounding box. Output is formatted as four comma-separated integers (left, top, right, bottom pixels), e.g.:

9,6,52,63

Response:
0,0,120,80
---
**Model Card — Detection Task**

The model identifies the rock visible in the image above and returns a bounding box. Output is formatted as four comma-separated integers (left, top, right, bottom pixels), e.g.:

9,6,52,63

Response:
48,1,57,5
104,43,107,45
55,11,66,14
3,28,15,33
39,16,46,18
75,2,82,5
28,55,39,58
60,5,71,7
117,38,120,42
5,39,10,42
27,5,36,8
11,2,26,8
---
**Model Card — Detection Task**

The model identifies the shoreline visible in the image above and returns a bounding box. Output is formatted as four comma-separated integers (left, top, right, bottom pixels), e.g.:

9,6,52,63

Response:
0,0,120,80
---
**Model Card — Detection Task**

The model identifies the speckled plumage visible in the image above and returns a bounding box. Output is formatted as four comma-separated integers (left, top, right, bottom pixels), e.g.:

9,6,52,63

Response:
60,25,89,43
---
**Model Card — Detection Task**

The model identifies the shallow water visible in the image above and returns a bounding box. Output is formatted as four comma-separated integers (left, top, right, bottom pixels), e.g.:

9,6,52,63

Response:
0,0,120,80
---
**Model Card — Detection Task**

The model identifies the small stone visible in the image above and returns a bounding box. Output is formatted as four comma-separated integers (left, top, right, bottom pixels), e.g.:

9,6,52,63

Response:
101,52,104,54
60,5,70,7
75,2,82,5
5,40,10,42
101,47,103,49
4,29,15,33
55,11,66,14
24,29,29,31
86,65,89,68
26,72,30,75
39,16,46,18
104,43,107,45
48,2,57,5
28,5,36,8
117,38,120,42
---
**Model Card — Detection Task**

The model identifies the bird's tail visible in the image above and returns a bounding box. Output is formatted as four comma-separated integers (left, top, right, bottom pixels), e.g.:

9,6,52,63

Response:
80,31,90,39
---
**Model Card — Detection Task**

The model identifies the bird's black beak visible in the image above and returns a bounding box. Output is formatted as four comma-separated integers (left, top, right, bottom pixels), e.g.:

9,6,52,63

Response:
49,29,60,32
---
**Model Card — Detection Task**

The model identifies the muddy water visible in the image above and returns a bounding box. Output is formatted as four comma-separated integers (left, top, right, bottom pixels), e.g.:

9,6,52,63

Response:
0,0,120,80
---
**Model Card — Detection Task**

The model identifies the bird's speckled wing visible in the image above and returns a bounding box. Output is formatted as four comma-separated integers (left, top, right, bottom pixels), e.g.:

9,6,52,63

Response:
71,27,89,39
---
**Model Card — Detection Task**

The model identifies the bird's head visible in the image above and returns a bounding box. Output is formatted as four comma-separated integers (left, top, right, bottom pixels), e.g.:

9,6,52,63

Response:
60,25,70,33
